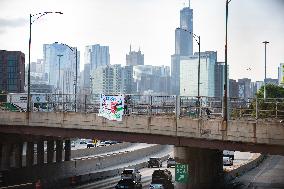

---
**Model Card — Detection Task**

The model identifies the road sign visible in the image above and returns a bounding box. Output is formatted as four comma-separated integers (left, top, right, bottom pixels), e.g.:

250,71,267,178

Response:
175,163,189,183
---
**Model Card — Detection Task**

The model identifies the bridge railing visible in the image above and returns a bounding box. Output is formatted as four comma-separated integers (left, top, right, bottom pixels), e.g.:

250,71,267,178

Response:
0,93,283,120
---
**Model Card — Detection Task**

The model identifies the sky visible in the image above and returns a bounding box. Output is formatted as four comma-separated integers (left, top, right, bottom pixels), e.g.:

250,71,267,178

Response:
0,0,283,81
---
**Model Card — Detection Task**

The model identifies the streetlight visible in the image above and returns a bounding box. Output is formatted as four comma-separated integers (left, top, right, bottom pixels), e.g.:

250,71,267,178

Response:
177,27,201,116
57,54,63,94
56,42,78,112
223,0,232,128
27,11,63,113
263,41,269,99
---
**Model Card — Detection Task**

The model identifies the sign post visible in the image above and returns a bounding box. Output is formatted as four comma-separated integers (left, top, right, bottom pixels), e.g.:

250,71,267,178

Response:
175,163,189,183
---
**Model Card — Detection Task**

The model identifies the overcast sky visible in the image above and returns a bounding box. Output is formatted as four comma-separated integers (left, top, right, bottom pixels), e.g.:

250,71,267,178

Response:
0,0,283,81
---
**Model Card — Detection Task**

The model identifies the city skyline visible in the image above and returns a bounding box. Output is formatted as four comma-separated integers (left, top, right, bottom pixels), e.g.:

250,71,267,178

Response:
0,0,283,81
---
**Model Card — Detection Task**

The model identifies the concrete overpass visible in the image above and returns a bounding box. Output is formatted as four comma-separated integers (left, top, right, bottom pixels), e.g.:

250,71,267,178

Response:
0,110,284,188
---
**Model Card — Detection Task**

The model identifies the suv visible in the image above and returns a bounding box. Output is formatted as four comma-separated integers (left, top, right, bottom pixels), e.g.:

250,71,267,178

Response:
150,169,174,189
166,157,176,168
121,168,141,182
148,157,162,168
115,179,142,189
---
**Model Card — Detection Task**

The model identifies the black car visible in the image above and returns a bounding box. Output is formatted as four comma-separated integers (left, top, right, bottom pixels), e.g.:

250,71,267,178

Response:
115,179,142,189
148,157,162,168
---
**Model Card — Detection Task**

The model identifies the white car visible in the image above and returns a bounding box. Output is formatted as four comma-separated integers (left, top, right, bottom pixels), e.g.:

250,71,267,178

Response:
223,156,233,166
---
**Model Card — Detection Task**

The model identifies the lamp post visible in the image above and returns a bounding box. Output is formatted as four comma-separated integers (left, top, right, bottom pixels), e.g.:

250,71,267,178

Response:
27,11,63,113
263,41,269,99
56,42,78,112
57,54,63,94
223,0,232,127
177,28,201,116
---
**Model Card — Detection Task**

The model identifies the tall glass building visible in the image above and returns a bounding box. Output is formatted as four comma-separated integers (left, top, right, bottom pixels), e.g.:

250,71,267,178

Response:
171,2,193,95
180,51,217,97
85,44,110,72
43,42,80,94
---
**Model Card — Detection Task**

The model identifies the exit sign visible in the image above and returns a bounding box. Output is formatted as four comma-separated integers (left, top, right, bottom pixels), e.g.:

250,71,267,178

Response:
175,163,189,183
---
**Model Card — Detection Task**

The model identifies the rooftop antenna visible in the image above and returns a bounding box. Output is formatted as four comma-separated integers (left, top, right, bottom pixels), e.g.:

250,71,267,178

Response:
188,0,190,8
130,44,132,52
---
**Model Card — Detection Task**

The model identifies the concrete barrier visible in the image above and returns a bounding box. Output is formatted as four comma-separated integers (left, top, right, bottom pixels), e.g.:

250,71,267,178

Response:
2,144,166,187
225,154,266,182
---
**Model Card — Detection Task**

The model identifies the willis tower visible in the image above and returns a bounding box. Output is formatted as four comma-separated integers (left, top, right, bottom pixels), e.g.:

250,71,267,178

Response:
171,1,193,95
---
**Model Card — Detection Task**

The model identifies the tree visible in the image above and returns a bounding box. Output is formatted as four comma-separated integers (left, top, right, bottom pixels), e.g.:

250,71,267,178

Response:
254,84,284,119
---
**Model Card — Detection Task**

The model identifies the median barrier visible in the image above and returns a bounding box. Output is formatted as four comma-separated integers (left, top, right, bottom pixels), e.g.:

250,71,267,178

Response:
225,154,266,182
1,144,166,187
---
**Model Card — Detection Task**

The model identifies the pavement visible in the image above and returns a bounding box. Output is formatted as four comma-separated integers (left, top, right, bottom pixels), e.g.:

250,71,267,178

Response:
233,155,284,188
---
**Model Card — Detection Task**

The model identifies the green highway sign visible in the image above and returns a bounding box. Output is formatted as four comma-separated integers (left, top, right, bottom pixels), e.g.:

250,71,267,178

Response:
175,163,189,183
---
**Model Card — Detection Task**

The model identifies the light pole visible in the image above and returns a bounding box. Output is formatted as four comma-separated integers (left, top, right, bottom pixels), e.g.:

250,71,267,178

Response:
223,0,232,127
56,42,78,112
177,28,201,116
27,11,63,113
57,54,63,94
263,41,269,99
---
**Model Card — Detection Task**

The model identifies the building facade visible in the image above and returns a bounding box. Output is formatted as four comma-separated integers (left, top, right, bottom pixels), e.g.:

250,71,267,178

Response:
0,50,25,93
180,51,217,97
85,44,110,71
237,78,252,100
171,2,193,95
215,62,225,98
229,79,238,98
43,42,80,94
126,46,144,66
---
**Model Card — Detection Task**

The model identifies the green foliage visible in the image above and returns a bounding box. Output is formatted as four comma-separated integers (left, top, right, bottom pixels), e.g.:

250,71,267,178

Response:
255,84,284,119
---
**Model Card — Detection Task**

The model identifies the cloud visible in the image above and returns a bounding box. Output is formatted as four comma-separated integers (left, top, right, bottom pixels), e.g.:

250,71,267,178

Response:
0,17,27,29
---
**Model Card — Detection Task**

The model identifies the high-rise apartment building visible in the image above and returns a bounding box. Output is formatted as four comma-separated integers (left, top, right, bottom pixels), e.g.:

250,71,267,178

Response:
238,78,251,100
85,44,110,71
0,50,25,93
171,2,193,95
180,51,217,97
229,79,238,98
43,42,80,94
215,62,225,98
126,46,144,66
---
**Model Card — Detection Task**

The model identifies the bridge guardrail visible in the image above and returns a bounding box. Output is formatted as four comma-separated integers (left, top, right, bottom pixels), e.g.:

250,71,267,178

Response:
0,93,283,120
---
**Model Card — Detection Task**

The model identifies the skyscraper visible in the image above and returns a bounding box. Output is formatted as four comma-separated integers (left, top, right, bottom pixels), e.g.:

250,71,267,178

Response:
180,51,217,97
171,1,193,95
43,42,80,94
126,45,144,66
85,44,110,71
0,50,25,93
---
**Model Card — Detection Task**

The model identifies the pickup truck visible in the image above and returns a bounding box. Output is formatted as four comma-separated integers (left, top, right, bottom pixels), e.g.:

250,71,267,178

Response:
121,168,141,182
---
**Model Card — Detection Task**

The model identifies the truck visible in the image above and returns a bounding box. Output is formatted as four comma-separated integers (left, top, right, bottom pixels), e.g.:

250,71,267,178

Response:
223,150,235,160
149,169,174,189
121,168,141,183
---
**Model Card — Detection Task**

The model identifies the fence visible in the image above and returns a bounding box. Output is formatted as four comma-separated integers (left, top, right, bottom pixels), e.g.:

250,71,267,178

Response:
0,93,283,120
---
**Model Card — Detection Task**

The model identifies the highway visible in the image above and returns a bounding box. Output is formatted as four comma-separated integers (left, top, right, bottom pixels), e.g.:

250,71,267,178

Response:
71,149,258,189
232,155,284,188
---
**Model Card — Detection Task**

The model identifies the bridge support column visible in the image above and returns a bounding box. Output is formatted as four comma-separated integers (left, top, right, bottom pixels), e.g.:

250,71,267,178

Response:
37,141,44,165
174,146,223,189
56,140,63,162
64,139,71,161
26,142,34,167
0,143,12,170
47,140,54,163
14,143,23,168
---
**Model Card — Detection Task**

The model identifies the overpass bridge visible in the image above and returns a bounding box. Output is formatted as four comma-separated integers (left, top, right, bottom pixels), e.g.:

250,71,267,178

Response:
0,94,283,188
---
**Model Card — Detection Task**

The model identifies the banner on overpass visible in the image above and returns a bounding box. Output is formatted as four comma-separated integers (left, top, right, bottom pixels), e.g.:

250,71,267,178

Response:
98,94,124,121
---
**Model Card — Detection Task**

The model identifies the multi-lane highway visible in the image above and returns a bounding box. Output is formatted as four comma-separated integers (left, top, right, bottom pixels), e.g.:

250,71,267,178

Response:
71,147,258,189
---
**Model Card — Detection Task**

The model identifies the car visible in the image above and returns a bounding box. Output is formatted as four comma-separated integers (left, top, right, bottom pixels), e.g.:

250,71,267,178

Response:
148,157,162,168
121,168,141,182
223,156,233,166
86,142,95,148
166,157,176,168
104,140,118,145
150,169,174,189
149,183,165,189
115,179,142,189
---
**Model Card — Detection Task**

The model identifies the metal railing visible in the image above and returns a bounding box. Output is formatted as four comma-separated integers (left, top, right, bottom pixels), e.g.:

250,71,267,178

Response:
0,93,283,120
